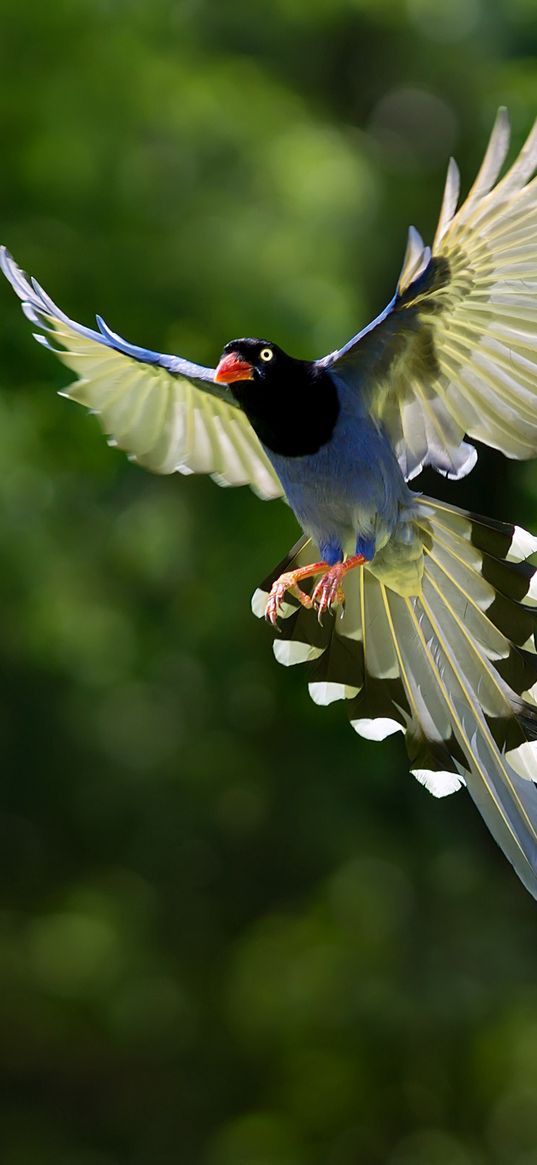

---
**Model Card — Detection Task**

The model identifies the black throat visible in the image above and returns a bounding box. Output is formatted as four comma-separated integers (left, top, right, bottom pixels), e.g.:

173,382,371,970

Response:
230,361,340,457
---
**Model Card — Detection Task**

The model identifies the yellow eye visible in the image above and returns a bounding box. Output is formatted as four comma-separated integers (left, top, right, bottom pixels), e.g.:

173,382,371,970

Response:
259,347,273,363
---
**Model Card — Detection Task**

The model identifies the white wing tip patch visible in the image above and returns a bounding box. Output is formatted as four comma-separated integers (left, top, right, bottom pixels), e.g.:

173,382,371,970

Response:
411,768,465,797
350,717,404,741
506,740,537,782
308,681,360,706
251,588,269,618
507,526,537,563
273,640,325,667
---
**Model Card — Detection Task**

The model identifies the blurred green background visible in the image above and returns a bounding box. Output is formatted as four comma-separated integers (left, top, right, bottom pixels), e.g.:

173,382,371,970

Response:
1,1,537,1163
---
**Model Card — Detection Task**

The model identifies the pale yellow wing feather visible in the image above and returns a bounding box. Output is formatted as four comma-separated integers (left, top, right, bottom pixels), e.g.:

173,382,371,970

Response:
0,248,283,501
329,109,537,482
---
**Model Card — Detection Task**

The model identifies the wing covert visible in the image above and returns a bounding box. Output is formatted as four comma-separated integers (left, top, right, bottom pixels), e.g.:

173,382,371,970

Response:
0,247,282,500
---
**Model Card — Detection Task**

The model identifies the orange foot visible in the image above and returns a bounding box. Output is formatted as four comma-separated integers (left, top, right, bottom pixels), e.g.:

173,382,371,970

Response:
265,561,327,626
311,554,366,620
265,553,367,626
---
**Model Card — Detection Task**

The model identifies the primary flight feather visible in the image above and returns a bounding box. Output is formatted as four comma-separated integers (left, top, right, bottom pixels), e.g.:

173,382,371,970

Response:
3,107,537,898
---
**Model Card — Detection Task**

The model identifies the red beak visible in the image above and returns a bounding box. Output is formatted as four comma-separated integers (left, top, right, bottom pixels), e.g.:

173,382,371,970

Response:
214,352,254,384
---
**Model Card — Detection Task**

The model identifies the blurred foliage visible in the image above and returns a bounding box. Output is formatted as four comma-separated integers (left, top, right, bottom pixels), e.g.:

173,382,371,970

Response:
1,1,537,1162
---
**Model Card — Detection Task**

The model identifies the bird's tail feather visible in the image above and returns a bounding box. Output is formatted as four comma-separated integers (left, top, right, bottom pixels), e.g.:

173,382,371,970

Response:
252,497,537,898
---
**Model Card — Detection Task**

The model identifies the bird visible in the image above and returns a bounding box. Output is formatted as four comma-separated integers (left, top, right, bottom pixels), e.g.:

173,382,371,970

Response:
3,107,537,899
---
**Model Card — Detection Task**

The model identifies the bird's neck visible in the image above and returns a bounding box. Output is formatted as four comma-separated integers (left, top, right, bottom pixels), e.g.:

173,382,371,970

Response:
232,363,340,457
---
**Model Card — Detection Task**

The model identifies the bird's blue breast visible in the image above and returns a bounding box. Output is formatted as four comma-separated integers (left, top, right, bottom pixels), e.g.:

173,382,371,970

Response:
262,374,411,562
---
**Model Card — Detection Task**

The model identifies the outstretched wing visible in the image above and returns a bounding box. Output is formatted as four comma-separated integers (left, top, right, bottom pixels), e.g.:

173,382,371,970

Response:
0,248,282,500
323,108,537,482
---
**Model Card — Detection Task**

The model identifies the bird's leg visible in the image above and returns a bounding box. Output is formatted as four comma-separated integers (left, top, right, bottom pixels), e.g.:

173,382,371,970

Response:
311,553,367,620
265,551,370,626
265,561,330,625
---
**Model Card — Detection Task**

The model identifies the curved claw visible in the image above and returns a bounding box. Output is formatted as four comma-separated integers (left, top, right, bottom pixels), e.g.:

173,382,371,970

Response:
311,573,346,621
265,573,315,626
264,562,329,626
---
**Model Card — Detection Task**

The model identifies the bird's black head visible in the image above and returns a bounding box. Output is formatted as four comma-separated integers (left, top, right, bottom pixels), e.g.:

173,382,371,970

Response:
214,337,293,394
214,337,339,457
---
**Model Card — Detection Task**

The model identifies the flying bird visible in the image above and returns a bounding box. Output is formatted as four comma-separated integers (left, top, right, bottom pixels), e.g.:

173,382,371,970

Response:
3,108,537,898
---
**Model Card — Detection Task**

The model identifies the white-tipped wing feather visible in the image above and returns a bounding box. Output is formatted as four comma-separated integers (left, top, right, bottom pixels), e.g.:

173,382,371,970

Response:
0,248,282,500
326,108,537,482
